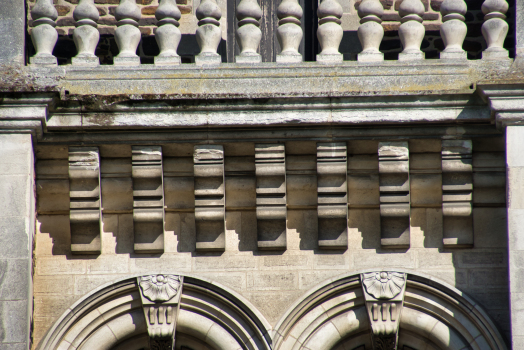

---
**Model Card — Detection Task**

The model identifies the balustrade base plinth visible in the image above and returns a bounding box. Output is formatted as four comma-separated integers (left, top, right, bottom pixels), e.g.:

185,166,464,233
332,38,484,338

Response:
398,51,425,61
316,53,343,64
276,52,302,64
482,48,509,60
30,54,57,66
114,56,141,66
357,51,384,62
72,55,100,67
195,53,221,66
154,55,181,66
440,50,467,60
236,53,262,64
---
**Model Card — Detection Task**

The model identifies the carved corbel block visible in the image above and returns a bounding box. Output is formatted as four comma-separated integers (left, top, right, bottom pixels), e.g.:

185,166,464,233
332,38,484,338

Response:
255,144,287,250
378,142,410,248
361,271,407,350
194,145,225,251
442,140,473,248
132,146,165,253
317,143,348,249
68,147,102,254
138,274,183,349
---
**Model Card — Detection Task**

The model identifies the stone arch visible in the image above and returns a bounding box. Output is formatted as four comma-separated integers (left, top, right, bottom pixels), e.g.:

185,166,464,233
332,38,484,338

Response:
36,274,272,350
273,271,508,350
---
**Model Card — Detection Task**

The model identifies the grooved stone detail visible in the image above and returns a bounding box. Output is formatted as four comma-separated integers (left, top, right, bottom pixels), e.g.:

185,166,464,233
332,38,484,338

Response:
378,142,410,248
132,146,165,253
255,144,287,250
194,145,225,252
441,140,473,248
317,142,348,249
68,147,102,254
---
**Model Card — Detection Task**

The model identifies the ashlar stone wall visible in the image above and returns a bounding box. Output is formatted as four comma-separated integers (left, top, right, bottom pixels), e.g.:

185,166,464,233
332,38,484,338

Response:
32,138,510,348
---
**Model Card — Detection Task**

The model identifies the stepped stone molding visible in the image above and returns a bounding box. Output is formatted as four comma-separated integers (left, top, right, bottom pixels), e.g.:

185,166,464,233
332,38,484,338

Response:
378,142,410,248
72,0,100,67
138,275,184,349
316,0,344,63
195,0,222,66
357,0,385,62
361,271,407,350
236,0,263,64
398,0,425,61
317,142,348,249
155,0,182,66
255,144,287,250
68,147,102,254
194,145,225,251
441,140,473,248
114,0,141,66
30,0,58,66
481,0,509,59
132,146,165,253
439,0,467,59
276,0,303,63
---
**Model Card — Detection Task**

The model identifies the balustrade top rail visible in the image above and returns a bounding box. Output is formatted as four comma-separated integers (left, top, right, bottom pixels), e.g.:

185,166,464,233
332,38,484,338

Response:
29,0,511,68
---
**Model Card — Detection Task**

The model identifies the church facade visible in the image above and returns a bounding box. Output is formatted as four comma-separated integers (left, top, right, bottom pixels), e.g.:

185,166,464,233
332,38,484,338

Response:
0,0,523,349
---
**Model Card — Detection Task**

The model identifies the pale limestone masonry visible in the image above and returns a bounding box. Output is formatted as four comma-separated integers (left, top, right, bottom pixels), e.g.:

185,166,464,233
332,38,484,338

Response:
3,0,524,349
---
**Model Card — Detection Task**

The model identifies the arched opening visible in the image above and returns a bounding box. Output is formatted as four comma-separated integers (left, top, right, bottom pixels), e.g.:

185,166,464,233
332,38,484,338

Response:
37,271,507,350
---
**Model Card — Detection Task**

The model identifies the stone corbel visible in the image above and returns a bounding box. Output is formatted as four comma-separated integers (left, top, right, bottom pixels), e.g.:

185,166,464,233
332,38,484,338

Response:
361,271,407,350
477,84,524,129
138,274,184,350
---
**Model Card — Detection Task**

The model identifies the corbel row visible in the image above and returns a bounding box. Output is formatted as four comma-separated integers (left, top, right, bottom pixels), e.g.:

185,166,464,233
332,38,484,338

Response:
65,140,497,254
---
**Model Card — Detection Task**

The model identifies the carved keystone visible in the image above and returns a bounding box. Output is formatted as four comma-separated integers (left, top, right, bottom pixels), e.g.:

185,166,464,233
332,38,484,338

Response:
138,275,184,350
361,271,407,350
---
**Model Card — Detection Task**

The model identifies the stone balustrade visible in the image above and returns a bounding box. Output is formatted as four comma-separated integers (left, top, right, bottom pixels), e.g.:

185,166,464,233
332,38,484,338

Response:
29,0,511,66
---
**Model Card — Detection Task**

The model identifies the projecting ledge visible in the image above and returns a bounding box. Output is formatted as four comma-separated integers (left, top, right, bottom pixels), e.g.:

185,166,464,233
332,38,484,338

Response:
7,59,512,100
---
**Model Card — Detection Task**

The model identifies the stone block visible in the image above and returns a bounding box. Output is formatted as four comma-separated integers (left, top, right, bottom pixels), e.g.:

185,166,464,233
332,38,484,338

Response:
196,272,246,291
34,295,78,320
245,291,301,325
165,212,196,253
469,269,508,287
286,175,317,207
36,215,71,256
410,208,443,249
0,0,25,65
314,253,350,270
129,255,191,274
0,135,32,175
262,255,309,270
0,343,27,350
73,274,130,296
36,180,70,214
353,251,414,270
285,142,316,155
239,211,258,252
164,177,194,209
225,176,256,209
0,218,30,258
236,54,262,64
0,301,29,343
0,260,30,301
247,272,297,290
287,210,318,250
416,251,453,269
460,251,505,267
348,174,379,207
36,257,86,276
299,270,347,290
0,175,33,217
35,146,68,160
194,255,256,271
475,208,507,248
101,178,133,212
34,276,74,295
348,209,381,249
87,255,129,274
408,139,441,153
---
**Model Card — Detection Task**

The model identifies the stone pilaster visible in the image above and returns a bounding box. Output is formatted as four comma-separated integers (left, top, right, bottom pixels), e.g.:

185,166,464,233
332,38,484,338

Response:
0,1,25,66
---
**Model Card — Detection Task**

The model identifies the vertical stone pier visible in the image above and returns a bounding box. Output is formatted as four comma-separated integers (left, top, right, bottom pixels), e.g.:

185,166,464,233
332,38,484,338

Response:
0,134,35,349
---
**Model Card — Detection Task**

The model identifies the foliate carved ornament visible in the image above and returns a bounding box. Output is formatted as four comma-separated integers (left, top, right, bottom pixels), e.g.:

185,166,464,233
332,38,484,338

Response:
138,275,184,350
361,271,407,350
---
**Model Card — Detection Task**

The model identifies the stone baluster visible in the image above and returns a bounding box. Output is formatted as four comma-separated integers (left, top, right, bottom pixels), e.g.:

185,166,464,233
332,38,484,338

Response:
155,0,182,66
276,0,303,63
236,0,263,64
195,0,222,66
316,0,344,63
439,0,467,59
357,0,384,62
114,0,141,66
398,0,425,60
72,0,100,66
30,0,58,66
481,0,509,59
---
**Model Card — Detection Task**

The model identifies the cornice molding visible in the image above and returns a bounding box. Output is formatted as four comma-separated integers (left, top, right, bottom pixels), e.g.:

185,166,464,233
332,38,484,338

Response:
477,83,524,129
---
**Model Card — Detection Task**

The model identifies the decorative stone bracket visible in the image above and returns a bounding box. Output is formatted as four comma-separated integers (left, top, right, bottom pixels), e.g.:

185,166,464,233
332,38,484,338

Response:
361,271,407,350
138,274,184,350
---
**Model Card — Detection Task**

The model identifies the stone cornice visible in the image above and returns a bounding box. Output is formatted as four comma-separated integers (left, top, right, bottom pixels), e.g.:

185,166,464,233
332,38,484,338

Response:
477,83,524,129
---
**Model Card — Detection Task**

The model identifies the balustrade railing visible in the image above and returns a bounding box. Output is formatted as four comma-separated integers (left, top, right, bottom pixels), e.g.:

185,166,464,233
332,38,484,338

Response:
29,0,511,67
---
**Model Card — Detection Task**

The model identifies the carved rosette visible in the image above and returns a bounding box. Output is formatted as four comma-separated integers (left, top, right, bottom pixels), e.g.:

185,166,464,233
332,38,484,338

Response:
139,275,181,302
361,271,407,350
138,275,184,350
